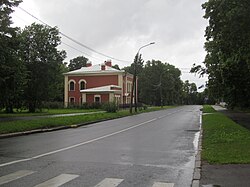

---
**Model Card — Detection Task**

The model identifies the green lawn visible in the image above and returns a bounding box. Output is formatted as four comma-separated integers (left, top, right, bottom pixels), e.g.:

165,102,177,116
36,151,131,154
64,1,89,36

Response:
0,106,177,134
0,108,101,118
202,105,250,164
202,105,216,113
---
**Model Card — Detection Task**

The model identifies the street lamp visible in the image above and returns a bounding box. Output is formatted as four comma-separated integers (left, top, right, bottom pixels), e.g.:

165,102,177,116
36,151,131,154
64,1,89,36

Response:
130,42,155,113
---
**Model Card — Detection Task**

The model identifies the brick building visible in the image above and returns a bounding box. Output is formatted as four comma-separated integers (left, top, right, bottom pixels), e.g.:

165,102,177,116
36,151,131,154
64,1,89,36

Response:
64,60,136,107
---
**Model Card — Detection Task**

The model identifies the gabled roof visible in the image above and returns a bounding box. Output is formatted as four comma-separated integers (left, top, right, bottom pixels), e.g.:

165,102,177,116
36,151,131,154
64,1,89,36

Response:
80,85,122,93
64,64,124,75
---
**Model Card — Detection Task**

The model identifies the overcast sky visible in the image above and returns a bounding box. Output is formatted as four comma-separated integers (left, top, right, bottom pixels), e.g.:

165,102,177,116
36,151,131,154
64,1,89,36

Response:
12,0,208,89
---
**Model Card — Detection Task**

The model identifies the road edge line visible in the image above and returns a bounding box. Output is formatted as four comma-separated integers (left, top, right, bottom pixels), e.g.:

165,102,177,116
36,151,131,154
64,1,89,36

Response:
192,107,203,187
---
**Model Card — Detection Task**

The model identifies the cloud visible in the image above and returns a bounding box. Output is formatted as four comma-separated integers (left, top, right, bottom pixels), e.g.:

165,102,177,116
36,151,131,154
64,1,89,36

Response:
13,0,208,87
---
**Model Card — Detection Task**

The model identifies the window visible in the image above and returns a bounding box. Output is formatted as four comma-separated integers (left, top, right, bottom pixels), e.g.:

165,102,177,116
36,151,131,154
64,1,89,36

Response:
127,82,132,92
80,81,85,90
79,79,87,90
94,95,101,103
69,97,75,103
69,81,75,91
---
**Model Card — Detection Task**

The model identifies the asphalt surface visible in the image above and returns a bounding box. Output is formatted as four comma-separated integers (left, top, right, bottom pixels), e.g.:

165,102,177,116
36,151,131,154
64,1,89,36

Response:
0,105,201,187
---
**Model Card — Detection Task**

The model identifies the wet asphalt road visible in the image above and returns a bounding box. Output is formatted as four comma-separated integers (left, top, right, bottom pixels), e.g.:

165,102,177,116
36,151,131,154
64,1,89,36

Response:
0,105,201,187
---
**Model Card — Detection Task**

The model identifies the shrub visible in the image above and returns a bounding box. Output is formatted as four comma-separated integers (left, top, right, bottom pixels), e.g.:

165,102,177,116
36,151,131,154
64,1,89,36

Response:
102,102,118,113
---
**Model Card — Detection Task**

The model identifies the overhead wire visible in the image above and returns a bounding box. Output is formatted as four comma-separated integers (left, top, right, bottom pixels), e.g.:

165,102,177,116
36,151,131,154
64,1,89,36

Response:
12,12,105,62
18,7,131,63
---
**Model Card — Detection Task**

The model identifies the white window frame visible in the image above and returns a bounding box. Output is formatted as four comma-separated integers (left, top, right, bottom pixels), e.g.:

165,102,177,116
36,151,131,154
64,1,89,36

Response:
94,94,101,103
78,79,87,90
68,79,76,91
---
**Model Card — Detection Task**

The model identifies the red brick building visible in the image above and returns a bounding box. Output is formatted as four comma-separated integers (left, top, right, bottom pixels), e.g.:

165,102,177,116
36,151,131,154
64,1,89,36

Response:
64,60,136,107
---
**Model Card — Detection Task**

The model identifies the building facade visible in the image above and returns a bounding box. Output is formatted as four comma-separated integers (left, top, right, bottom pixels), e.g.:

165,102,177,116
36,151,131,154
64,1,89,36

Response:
64,60,135,107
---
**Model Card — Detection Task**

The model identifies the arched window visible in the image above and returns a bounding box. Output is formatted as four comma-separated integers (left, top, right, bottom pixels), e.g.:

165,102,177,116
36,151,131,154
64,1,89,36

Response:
79,79,87,90
69,81,75,91
80,81,85,90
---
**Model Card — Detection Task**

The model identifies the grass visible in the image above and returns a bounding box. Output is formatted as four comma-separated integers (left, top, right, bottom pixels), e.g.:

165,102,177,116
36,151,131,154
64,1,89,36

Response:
202,105,250,164
0,106,177,134
202,105,216,113
0,108,101,118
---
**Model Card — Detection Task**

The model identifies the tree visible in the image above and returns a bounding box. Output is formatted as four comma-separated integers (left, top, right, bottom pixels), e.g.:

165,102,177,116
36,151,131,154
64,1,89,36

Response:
139,60,183,106
193,0,250,108
182,80,198,105
19,23,66,112
112,64,120,70
0,0,25,113
68,56,88,71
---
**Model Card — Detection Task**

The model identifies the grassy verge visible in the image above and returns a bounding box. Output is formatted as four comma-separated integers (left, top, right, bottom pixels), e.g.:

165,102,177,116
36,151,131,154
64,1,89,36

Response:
202,105,216,113
202,105,250,164
0,106,176,134
0,108,101,118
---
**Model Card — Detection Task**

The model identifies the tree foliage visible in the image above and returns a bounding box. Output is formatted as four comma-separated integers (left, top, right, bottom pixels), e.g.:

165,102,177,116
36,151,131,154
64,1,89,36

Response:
19,23,66,112
0,0,25,113
193,0,250,108
68,56,88,71
139,60,183,105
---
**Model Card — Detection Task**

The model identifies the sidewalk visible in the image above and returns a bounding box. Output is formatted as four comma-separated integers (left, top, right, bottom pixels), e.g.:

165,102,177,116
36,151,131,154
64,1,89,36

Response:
200,105,250,187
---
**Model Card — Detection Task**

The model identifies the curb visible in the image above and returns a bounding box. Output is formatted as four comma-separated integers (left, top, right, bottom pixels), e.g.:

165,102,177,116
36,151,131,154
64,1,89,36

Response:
192,109,203,187
0,118,115,139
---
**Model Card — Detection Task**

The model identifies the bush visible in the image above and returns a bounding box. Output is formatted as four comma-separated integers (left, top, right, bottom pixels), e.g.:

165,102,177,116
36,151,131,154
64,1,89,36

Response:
102,102,118,113
42,102,64,109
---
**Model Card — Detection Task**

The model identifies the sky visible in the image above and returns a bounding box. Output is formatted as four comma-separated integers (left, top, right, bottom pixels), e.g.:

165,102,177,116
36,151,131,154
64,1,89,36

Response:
11,0,208,90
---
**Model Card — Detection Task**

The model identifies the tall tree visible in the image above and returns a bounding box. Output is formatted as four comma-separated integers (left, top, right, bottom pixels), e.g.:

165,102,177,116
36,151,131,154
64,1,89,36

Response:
0,0,25,113
68,56,88,71
19,23,66,112
182,80,198,105
193,0,250,108
139,60,182,106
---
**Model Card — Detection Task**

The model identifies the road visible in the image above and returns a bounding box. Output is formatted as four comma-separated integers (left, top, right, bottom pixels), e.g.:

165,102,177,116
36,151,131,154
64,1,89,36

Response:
0,105,201,187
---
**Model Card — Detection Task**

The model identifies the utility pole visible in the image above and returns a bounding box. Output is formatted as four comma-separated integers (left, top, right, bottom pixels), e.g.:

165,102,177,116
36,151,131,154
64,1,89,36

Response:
130,42,155,113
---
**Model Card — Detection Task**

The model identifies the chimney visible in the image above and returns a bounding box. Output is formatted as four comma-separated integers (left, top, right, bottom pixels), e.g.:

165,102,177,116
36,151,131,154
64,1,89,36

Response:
101,64,106,70
86,61,92,67
104,60,112,67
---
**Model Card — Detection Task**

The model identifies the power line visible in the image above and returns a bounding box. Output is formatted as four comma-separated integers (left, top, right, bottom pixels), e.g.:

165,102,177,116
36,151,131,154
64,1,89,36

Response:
13,13,104,62
18,7,131,63
61,42,104,62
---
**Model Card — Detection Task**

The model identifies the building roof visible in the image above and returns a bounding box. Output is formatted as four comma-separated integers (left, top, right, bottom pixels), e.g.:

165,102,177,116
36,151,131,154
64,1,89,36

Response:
64,64,125,75
80,85,122,93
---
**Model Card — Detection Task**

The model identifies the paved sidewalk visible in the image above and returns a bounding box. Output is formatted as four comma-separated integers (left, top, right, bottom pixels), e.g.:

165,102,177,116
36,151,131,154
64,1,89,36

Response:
200,105,250,187
0,111,106,122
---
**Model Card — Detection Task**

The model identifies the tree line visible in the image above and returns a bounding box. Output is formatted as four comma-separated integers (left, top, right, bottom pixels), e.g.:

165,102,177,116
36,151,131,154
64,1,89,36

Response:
0,0,205,113
192,0,250,109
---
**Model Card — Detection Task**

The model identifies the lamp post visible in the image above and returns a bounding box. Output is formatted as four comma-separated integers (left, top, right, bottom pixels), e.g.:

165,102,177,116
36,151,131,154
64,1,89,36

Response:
130,42,155,113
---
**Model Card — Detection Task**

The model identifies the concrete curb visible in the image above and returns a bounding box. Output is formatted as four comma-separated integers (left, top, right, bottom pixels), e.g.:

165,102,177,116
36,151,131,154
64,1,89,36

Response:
192,109,203,187
0,118,115,139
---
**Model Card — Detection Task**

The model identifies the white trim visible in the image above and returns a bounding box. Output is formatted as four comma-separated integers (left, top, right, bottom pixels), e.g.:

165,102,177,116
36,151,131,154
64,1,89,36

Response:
78,79,87,90
78,79,86,84
64,75,68,107
68,80,76,91
82,93,86,103
68,79,76,83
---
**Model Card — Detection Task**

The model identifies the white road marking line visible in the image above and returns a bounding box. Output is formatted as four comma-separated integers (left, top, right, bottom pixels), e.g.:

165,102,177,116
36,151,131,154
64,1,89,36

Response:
0,170,35,185
94,178,124,187
0,118,157,168
0,108,184,168
152,182,175,187
34,174,79,187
